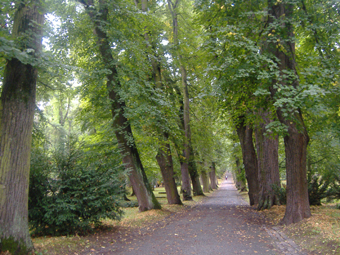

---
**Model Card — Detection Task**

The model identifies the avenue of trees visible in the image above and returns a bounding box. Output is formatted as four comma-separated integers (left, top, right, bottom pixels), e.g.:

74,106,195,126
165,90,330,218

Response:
1,0,340,253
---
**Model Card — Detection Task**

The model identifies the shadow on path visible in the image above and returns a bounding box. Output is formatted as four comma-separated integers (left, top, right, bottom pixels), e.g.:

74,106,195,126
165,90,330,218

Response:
82,177,305,255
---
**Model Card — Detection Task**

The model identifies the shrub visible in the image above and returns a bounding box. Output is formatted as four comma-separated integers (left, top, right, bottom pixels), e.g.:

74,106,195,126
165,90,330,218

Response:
29,139,124,236
272,174,334,206
308,174,332,206
272,184,286,205
329,173,340,203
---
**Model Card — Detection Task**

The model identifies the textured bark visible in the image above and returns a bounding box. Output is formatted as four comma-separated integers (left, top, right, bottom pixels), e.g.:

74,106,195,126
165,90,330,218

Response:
80,0,160,211
254,109,281,210
156,137,182,205
209,162,218,190
180,160,193,201
234,156,247,192
267,0,311,224
188,159,204,196
236,118,259,206
0,1,44,253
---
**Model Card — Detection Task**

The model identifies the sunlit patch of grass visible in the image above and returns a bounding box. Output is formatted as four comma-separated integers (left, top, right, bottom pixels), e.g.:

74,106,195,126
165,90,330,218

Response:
33,235,87,255
259,204,340,255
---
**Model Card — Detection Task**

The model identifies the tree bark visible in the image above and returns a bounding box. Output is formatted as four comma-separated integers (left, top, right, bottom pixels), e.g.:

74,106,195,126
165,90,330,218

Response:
267,0,311,224
156,136,182,205
254,109,281,210
236,117,259,206
80,0,160,211
234,156,247,192
179,152,193,201
200,166,210,193
0,1,44,253
209,162,218,189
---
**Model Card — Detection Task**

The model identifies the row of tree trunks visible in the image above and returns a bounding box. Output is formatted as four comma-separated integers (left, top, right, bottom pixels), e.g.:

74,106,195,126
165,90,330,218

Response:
80,0,160,211
267,0,311,224
0,1,45,253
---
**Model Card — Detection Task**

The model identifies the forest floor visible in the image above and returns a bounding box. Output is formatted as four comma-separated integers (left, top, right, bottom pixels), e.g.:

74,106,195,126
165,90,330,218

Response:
32,177,340,255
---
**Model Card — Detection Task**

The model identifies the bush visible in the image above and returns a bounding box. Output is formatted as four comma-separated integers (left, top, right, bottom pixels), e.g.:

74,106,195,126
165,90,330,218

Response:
29,139,124,236
272,184,286,205
329,173,340,201
308,174,332,206
272,174,334,206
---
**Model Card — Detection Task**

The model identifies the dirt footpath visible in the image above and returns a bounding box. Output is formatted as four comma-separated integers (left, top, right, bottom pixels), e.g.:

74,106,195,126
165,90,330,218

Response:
82,178,306,255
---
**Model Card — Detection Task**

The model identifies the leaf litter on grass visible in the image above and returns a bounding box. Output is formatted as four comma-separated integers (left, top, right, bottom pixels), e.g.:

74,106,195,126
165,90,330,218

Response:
259,204,340,255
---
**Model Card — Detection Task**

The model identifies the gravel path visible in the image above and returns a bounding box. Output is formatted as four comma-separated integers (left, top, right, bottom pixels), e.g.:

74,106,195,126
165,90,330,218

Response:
83,177,305,255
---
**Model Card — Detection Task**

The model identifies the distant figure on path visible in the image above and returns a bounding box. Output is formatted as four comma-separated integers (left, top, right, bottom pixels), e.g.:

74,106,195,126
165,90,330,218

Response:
225,175,228,180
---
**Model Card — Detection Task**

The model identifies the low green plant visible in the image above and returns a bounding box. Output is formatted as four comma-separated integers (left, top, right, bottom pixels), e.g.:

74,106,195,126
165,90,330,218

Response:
272,174,334,206
272,184,287,205
308,174,332,206
29,138,124,236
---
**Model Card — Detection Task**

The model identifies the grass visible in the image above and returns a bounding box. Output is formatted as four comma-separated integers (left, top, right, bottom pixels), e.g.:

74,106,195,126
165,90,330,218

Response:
31,186,207,255
259,203,340,255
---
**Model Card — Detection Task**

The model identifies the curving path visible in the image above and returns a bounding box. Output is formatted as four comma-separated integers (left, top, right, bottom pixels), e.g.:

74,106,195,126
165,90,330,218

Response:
82,177,305,255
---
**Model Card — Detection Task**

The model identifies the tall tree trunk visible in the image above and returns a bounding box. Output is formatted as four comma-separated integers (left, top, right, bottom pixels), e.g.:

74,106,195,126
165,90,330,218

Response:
209,162,218,189
156,136,182,205
236,117,260,206
181,65,203,196
136,0,182,205
175,89,192,201
267,0,311,224
0,1,44,253
80,0,160,211
255,109,281,210
168,0,201,199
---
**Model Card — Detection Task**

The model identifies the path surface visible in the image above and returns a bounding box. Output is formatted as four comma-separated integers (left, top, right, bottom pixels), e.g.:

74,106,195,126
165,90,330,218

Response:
82,177,305,255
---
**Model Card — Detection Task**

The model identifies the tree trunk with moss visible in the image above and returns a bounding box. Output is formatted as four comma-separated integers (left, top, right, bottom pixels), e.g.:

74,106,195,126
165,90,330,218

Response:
236,117,259,206
254,109,281,210
234,156,247,192
267,0,311,224
209,162,218,189
156,135,182,205
0,1,44,253
80,0,160,211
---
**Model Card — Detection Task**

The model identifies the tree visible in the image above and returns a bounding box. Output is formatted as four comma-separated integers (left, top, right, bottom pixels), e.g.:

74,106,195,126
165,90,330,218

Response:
236,116,260,206
167,0,203,197
135,0,182,205
78,0,161,211
254,109,281,210
0,0,45,252
266,0,311,224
